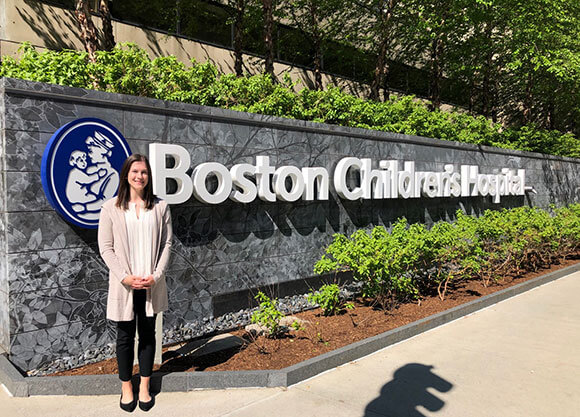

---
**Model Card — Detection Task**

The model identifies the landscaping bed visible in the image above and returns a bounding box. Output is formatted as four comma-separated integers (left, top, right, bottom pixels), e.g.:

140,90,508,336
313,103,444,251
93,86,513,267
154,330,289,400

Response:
49,255,579,376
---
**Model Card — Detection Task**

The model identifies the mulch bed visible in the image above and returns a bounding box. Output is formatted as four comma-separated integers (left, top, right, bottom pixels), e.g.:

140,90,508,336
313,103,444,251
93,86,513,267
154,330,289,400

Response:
49,256,579,376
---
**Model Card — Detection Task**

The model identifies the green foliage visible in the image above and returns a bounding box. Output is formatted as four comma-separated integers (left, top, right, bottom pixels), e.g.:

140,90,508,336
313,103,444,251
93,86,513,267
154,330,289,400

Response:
553,204,580,256
473,206,573,283
425,213,483,299
290,320,305,331
0,43,92,88
307,284,354,316
1,43,579,158
314,219,429,304
251,291,284,337
315,204,580,304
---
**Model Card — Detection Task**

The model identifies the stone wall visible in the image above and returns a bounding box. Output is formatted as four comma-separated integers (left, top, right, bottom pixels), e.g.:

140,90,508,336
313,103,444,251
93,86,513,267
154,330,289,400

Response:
1,77,579,372
0,78,9,353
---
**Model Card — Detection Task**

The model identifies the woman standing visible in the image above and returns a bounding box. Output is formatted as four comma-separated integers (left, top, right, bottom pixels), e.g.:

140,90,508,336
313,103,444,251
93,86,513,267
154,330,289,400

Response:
98,154,172,412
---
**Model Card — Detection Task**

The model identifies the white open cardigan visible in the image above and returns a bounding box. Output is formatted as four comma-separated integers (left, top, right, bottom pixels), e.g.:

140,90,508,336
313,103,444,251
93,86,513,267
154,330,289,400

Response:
98,197,173,321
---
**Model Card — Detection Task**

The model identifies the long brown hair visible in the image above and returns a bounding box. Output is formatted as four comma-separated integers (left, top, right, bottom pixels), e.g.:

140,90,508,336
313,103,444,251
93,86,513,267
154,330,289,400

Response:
115,154,156,210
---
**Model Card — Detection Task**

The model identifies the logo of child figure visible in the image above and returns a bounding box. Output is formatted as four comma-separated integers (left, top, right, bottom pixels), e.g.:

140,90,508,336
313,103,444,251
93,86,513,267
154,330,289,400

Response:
41,118,132,228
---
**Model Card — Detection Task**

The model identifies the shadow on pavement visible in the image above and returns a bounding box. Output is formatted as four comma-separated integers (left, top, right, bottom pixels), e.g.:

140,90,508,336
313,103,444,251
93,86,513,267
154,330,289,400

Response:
364,363,453,417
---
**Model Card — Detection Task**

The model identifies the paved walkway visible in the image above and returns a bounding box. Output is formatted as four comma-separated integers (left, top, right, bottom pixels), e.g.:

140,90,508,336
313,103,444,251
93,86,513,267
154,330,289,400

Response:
2,270,579,417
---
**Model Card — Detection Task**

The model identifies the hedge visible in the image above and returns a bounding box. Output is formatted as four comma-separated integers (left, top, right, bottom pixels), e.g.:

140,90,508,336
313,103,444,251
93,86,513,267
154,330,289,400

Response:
314,204,580,303
1,43,579,158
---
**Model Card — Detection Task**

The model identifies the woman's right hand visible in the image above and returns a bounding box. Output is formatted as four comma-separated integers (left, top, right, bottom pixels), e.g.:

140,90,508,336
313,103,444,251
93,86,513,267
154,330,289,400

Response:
122,275,143,289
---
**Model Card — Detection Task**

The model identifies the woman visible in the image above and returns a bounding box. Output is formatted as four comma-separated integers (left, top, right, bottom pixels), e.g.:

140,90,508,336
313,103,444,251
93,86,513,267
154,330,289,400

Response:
98,154,172,412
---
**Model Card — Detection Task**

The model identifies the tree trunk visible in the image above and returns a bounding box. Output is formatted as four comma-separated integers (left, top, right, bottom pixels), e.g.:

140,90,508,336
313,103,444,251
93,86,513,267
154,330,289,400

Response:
370,36,389,101
429,36,443,110
309,1,323,90
234,0,245,77
262,0,275,78
481,66,491,117
480,22,494,117
491,78,499,122
99,0,115,51
75,0,99,63
547,98,555,130
382,73,390,101
312,41,323,90
522,72,534,124
468,80,475,114
370,0,396,101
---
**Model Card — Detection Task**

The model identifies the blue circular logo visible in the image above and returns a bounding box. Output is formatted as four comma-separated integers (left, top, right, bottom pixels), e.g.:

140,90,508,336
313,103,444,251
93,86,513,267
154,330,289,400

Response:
41,118,132,228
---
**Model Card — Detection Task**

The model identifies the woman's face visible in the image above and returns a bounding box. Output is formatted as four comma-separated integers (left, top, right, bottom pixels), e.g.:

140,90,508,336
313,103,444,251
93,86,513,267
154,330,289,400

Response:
127,161,149,193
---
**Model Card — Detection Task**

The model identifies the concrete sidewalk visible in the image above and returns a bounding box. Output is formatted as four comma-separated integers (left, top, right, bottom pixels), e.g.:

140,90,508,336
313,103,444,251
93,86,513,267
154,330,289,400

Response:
2,270,579,417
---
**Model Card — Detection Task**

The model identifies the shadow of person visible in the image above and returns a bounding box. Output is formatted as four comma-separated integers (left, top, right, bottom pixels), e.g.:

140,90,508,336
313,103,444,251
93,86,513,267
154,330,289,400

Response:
364,363,453,417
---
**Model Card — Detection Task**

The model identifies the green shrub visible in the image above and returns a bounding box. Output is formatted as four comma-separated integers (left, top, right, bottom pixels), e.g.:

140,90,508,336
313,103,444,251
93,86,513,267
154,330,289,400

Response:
2,43,579,159
314,219,429,306
250,291,284,337
425,214,483,300
473,207,560,284
0,43,92,88
315,204,580,305
307,284,354,316
554,204,580,256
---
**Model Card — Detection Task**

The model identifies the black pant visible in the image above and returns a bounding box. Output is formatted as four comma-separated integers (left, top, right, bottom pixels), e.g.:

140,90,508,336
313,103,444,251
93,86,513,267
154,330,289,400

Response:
116,289,156,382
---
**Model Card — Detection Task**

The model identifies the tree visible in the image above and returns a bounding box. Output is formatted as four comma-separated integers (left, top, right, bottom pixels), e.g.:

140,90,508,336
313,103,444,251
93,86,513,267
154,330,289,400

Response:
501,0,580,131
262,0,276,77
75,0,116,60
233,0,246,76
391,0,471,110
423,0,469,110
443,0,509,117
75,0,99,63
221,0,248,77
368,0,399,101
350,0,407,101
430,0,580,132
284,0,347,90
99,0,115,51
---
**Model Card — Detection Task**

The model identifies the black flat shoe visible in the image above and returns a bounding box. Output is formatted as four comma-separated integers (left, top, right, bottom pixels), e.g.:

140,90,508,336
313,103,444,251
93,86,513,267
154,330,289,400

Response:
139,396,155,412
120,395,137,412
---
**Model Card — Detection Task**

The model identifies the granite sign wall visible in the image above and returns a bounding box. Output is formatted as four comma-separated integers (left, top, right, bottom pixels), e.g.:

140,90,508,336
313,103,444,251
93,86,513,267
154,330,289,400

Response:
1,77,579,373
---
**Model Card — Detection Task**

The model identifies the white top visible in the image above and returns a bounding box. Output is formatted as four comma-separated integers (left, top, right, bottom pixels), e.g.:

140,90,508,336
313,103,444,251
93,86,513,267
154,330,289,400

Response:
124,202,155,278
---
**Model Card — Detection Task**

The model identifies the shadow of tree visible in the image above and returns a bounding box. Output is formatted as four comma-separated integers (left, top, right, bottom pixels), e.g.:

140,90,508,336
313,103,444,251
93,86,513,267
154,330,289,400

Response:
142,27,166,58
541,159,580,206
18,0,84,50
364,363,453,417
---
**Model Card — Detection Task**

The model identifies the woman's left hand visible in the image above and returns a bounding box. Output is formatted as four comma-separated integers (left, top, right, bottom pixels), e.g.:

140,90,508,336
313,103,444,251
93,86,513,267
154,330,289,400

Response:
139,275,155,289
